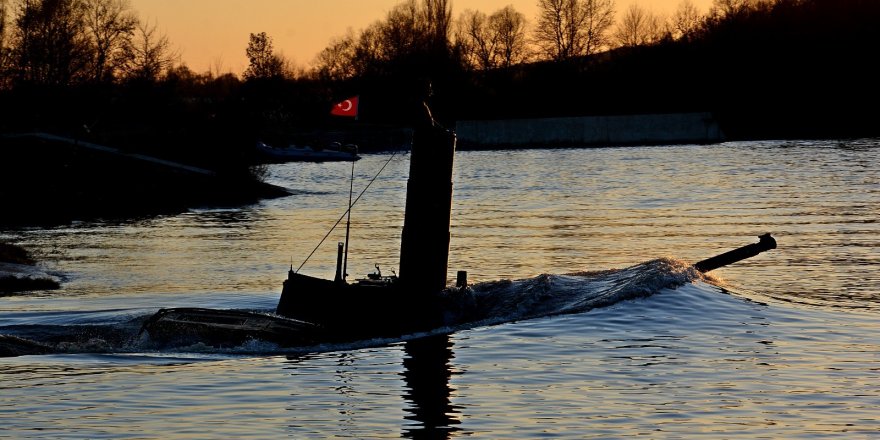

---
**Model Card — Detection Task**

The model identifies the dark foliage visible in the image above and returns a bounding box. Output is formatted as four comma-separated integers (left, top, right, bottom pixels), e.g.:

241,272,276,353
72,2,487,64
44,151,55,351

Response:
449,0,880,140
1,0,878,166
0,135,289,227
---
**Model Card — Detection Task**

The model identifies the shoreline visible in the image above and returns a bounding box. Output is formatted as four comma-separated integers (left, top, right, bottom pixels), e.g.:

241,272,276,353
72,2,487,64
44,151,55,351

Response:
0,133,290,294
0,134,290,228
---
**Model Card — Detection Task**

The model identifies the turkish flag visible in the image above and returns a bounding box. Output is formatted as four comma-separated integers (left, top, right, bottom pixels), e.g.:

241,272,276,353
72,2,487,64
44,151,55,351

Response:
330,96,359,117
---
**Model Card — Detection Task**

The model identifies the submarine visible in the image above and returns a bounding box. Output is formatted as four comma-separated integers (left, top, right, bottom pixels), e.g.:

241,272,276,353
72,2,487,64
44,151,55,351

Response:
140,99,777,348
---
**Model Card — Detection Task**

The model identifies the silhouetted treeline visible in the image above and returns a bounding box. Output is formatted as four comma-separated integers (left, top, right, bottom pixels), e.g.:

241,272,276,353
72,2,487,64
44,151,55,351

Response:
444,0,880,139
2,0,879,172
697,0,880,138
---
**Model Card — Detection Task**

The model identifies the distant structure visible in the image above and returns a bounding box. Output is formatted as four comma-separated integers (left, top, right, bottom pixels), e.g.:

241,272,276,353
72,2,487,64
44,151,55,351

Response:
455,112,724,148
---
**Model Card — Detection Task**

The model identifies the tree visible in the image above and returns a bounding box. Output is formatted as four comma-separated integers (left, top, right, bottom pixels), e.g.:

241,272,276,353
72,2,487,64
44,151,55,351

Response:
0,0,6,47
82,0,136,83
11,0,92,86
422,0,452,52
711,0,764,18
313,0,459,81
382,0,435,61
671,0,703,40
374,0,454,72
534,0,616,61
614,4,665,48
456,9,494,69
490,5,529,68
0,0,9,87
389,0,451,57
313,29,357,81
279,53,303,79
243,31,284,80
350,22,385,77
4,0,138,86
122,18,175,82
457,5,529,70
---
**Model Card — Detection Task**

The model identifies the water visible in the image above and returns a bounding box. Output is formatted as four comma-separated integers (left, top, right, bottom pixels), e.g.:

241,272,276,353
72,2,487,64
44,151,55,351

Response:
1,139,878,438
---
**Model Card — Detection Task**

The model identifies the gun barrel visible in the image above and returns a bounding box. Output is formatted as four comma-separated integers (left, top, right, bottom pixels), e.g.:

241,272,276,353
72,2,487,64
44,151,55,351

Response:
694,234,777,273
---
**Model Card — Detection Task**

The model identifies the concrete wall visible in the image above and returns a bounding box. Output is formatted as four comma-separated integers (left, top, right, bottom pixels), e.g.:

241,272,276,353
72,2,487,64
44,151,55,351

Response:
455,112,724,148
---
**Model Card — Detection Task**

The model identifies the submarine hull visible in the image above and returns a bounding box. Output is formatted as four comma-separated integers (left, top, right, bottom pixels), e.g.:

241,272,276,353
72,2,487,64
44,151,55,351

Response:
276,272,451,340
141,307,324,348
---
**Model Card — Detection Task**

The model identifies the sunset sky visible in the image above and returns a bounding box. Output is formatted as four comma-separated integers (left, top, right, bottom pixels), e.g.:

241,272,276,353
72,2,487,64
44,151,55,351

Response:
129,0,713,75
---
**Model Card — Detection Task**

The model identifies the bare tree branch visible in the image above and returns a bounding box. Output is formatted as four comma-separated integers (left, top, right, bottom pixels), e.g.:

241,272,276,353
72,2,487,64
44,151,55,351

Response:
534,0,616,61
614,4,666,48
490,5,530,68
123,17,176,82
82,0,136,83
457,5,529,70
671,0,704,40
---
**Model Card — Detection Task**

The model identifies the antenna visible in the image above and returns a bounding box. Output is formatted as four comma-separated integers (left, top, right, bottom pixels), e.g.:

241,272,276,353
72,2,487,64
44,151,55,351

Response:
342,160,355,281
296,152,396,273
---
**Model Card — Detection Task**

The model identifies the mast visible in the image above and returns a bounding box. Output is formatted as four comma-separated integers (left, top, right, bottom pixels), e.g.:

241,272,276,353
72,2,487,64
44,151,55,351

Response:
398,99,457,293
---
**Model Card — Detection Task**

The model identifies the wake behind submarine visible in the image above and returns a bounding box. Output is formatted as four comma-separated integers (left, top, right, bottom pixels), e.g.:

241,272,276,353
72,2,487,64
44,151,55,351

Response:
140,99,778,349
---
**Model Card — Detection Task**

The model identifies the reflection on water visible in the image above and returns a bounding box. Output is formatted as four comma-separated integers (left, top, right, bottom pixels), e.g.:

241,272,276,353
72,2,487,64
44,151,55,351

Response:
402,334,461,438
1,139,879,438
280,334,462,438
4,139,877,309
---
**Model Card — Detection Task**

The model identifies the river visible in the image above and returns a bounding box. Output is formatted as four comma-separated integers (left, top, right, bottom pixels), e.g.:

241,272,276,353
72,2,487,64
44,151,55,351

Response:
1,139,878,438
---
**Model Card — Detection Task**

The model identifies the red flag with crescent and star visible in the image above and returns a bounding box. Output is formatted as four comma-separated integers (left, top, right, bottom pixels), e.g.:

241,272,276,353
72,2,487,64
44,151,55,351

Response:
330,96,359,117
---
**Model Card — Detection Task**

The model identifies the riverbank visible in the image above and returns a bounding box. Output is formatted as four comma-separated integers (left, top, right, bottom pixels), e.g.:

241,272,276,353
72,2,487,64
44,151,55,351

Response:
0,134,290,227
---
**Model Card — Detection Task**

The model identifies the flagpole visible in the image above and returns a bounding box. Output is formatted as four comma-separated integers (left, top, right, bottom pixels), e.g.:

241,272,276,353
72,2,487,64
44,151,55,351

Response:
342,160,354,282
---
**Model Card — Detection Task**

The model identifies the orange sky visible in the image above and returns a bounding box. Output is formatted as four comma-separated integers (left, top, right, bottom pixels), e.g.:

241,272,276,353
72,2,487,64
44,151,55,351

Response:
130,0,713,75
